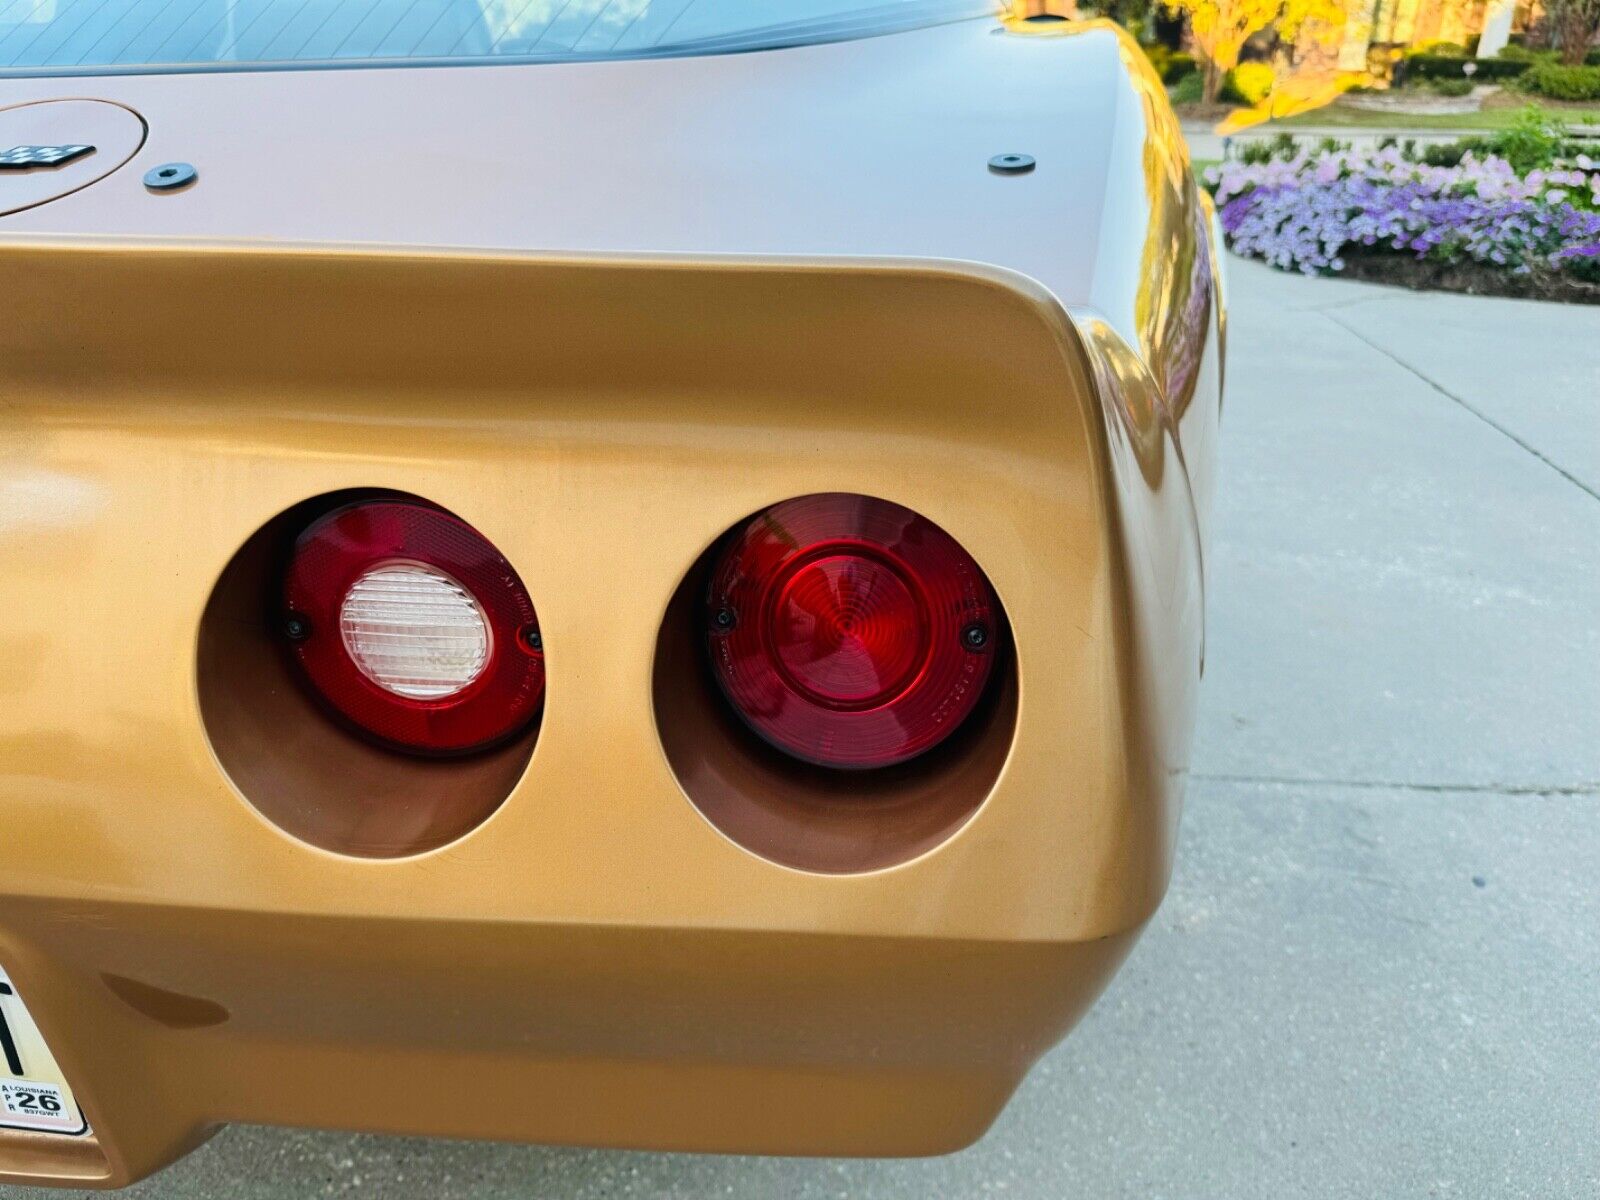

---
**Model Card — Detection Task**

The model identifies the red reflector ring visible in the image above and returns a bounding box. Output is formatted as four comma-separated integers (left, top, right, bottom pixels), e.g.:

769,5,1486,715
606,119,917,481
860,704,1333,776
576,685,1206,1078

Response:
706,494,999,769
282,501,544,755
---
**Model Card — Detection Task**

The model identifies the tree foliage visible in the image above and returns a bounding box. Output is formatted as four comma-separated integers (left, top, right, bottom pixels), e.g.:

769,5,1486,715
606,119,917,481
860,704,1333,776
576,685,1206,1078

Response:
1166,0,1345,100
1544,0,1600,66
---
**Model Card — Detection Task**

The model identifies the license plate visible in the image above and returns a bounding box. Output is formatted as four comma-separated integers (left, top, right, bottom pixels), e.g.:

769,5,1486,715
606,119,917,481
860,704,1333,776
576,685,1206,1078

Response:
0,967,88,1136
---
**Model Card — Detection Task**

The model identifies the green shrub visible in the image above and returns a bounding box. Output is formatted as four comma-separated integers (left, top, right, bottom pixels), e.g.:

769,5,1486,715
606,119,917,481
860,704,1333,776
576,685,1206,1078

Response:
1222,62,1276,105
1420,139,1475,167
1495,44,1555,63
1143,43,1198,84
1409,39,1467,58
1562,252,1600,284
1382,137,1427,162
1164,52,1197,83
1407,54,1528,81
1418,110,1589,173
1465,107,1569,172
1508,47,1600,67
1522,63,1600,102
1430,76,1474,96
1237,132,1298,165
1169,70,1203,105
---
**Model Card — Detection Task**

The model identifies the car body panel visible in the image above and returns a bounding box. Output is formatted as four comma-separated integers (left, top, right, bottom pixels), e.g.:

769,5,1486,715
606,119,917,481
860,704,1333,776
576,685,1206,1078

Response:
1,19,1187,379
0,13,1221,1187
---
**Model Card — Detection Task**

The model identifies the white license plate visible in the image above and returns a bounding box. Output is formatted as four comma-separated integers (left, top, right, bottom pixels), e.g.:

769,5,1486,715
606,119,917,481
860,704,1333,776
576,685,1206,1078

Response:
0,966,88,1136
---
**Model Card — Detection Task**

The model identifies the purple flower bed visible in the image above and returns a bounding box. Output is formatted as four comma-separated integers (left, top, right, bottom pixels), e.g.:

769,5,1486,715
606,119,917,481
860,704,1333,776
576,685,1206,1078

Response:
1203,147,1600,282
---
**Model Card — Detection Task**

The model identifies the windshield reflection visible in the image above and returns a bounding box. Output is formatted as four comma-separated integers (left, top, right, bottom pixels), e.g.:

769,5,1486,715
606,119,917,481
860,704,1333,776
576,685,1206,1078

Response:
0,0,989,72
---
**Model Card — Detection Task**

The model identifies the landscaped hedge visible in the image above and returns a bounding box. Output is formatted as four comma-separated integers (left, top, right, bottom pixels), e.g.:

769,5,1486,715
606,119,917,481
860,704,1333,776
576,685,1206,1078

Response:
1522,63,1600,102
1169,71,1203,104
1142,43,1197,85
1406,54,1529,81
1411,39,1470,57
1163,51,1198,84
1501,45,1600,67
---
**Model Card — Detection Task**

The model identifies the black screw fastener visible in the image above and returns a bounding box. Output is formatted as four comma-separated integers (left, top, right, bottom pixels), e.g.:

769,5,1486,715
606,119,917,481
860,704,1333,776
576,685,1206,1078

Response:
283,613,312,641
710,606,738,633
988,153,1036,175
961,622,991,651
144,162,197,191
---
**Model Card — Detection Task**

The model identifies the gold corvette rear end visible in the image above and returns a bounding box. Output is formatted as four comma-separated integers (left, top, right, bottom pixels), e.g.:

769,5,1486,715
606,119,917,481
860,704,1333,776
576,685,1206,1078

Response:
0,7,1222,1187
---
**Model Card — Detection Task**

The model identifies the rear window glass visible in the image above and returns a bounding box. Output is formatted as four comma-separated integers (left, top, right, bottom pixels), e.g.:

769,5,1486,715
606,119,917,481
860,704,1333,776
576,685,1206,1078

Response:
0,0,988,75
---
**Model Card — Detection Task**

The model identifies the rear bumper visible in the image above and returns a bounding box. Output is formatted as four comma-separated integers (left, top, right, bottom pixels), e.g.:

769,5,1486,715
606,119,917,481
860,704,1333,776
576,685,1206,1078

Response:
1,907,1138,1185
0,239,1211,1186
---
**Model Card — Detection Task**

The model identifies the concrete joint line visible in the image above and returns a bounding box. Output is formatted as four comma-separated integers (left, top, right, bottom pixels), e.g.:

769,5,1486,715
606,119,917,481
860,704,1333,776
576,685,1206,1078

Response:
1194,771,1600,797
1324,310,1600,507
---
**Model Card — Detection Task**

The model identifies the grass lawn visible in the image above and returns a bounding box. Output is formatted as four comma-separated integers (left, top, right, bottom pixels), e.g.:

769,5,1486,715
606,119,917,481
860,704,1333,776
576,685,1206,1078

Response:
1264,103,1600,131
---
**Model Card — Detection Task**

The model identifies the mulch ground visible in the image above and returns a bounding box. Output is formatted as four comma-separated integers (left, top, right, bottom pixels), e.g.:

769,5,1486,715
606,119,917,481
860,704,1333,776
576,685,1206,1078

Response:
1326,252,1600,305
1174,102,1238,123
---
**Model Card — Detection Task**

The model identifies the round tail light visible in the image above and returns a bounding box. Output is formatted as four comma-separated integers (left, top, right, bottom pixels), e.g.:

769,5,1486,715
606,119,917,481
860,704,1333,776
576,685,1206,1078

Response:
706,494,999,769
281,500,544,755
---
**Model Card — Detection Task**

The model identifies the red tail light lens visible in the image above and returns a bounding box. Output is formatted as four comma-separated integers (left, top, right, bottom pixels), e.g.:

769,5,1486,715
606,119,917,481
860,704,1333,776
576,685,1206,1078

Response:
281,501,544,755
706,494,999,769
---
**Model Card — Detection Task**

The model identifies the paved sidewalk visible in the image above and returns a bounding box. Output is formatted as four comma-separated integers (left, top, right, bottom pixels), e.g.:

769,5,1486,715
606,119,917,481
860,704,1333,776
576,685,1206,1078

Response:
1182,119,1600,162
1183,122,1482,160
6,262,1598,1199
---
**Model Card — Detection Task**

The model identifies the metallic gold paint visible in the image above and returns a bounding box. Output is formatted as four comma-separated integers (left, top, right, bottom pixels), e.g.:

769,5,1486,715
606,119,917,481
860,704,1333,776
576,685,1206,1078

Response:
0,14,1222,1187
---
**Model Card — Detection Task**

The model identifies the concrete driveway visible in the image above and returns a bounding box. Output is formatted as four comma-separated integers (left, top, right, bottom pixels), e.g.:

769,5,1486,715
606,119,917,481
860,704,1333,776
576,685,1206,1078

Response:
8,261,1598,1199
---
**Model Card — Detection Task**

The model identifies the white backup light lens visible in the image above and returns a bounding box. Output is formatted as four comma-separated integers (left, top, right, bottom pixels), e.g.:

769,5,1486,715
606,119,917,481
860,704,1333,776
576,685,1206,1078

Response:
339,562,491,699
